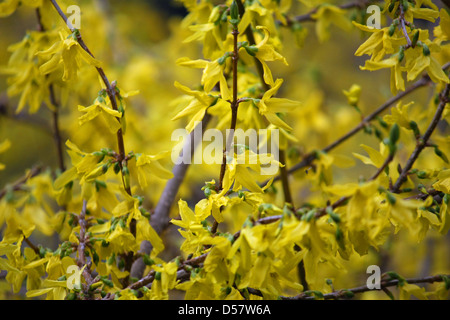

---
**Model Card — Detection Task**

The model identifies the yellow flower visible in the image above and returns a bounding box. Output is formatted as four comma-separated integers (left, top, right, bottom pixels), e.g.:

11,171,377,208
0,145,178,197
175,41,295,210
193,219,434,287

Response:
251,26,288,87
399,282,429,300
78,99,122,134
257,78,300,131
311,4,352,43
360,56,405,93
37,30,101,82
383,101,415,129
434,9,450,44
171,81,216,132
176,57,231,100
0,0,42,18
403,45,449,84
135,152,173,188
342,84,361,106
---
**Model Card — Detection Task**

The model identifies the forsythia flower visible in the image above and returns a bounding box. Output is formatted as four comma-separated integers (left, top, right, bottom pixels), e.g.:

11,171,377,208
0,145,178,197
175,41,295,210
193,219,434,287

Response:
256,78,300,131
311,4,352,43
78,97,122,134
342,84,361,106
251,26,288,87
171,81,217,132
37,30,102,82
176,57,231,100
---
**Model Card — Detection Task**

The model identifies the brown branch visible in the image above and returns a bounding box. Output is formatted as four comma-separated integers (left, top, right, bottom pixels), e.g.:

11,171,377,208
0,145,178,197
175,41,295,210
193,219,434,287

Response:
24,237,40,255
36,8,65,172
399,2,412,48
391,82,450,193
0,166,42,200
76,200,97,299
237,0,300,286
130,114,212,280
49,0,137,286
49,0,129,193
283,274,449,300
287,0,380,25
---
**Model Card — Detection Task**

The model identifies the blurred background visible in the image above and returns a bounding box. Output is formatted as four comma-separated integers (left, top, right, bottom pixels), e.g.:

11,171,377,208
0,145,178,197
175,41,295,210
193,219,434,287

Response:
0,0,449,299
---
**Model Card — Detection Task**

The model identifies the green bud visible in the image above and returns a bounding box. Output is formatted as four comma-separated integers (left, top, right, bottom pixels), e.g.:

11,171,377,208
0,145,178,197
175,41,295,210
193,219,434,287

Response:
440,275,450,290
328,211,341,223
101,278,114,288
335,226,343,242
122,165,130,189
244,45,259,56
417,170,427,179
343,290,355,298
398,46,404,62
409,121,420,137
301,209,316,222
376,116,388,128
66,292,77,300
154,271,162,281
143,255,154,266
386,192,396,205
113,162,121,174
389,24,396,37
412,30,419,47
422,43,430,56
229,0,239,25
388,2,396,12
218,55,227,65
92,251,99,265
389,123,400,144
435,147,449,163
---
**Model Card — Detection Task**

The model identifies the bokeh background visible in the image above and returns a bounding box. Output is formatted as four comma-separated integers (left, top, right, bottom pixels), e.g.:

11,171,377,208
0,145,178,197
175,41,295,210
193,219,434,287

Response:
0,0,449,299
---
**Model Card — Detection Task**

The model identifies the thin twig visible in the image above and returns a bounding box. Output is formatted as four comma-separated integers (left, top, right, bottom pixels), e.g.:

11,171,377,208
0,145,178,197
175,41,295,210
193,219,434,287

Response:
49,0,129,193
284,274,449,300
76,200,96,299
391,82,450,193
36,8,66,172
49,0,137,286
287,0,381,25
0,166,42,200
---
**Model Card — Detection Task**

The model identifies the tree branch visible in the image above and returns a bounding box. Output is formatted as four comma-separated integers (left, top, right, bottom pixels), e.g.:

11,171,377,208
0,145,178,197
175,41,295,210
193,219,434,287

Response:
49,0,129,192
0,166,42,200
391,82,450,193
36,8,66,172
130,114,212,279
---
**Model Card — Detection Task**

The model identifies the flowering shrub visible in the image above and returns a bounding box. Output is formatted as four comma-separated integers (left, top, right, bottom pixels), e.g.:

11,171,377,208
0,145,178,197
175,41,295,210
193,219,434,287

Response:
0,0,449,300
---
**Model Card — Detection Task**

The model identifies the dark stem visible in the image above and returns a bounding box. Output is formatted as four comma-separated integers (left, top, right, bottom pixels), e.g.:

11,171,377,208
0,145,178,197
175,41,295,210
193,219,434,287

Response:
391,82,450,193
36,8,65,172
49,0,130,194
0,166,42,200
